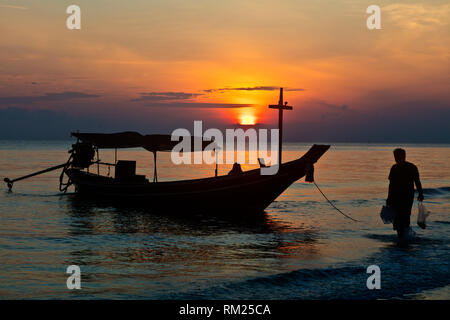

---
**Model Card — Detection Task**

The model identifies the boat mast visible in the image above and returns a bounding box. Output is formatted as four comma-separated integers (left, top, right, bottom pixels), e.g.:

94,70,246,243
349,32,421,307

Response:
215,148,218,177
269,88,293,165
153,151,158,182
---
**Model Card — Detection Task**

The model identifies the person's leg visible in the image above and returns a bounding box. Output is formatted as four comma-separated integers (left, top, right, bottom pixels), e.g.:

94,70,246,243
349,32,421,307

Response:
397,199,414,241
405,197,413,227
396,227,405,238
393,203,405,236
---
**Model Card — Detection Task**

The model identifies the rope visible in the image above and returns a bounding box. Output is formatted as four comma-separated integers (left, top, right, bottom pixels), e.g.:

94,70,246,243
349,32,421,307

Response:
313,181,359,222
59,155,73,193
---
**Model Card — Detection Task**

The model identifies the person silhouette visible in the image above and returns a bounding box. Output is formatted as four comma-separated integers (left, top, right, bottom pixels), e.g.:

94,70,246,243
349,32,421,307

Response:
386,148,424,240
228,163,243,175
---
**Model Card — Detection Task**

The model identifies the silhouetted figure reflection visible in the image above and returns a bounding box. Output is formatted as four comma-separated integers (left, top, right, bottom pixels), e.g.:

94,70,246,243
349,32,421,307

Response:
386,148,424,240
228,163,243,175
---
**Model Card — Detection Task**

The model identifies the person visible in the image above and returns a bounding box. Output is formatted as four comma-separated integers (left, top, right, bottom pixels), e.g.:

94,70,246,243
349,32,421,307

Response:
386,148,424,240
228,162,243,175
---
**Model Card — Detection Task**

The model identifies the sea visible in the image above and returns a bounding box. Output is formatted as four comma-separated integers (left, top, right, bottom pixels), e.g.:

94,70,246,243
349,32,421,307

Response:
0,141,448,299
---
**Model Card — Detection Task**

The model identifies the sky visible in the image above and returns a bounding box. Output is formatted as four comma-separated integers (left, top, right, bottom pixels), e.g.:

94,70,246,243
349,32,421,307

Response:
0,0,449,141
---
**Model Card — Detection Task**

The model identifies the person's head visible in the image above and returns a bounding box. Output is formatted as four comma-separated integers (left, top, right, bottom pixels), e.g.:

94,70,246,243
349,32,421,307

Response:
393,148,406,164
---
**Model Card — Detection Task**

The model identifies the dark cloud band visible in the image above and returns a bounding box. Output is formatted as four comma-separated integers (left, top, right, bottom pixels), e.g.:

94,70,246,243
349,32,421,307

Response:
142,102,252,109
0,92,99,105
131,92,203,102
204,86,305,93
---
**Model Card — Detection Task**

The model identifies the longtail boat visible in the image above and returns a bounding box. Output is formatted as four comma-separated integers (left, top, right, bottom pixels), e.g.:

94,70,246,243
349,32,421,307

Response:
4,89,330,215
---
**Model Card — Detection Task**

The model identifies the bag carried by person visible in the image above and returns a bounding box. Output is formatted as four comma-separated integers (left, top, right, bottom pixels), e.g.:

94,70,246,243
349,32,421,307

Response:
380,205,395,224
417,201,430,229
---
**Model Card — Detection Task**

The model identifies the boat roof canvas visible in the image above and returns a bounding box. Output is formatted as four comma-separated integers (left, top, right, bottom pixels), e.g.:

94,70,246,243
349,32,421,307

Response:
71,132,216,152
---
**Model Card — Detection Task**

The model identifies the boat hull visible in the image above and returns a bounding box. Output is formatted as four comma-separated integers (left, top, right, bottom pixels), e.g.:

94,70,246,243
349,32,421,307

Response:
66,144,330,214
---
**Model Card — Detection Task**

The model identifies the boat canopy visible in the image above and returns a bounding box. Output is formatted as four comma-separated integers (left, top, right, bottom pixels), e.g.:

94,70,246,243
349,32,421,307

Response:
71,131,216,152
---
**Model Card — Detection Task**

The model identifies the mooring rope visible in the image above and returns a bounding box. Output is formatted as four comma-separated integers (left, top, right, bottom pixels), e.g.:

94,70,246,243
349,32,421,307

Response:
59,155,73,193
313,181,359,222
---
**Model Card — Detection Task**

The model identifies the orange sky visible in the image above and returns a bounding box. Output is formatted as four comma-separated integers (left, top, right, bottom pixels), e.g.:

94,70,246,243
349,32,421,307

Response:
0,0,449,140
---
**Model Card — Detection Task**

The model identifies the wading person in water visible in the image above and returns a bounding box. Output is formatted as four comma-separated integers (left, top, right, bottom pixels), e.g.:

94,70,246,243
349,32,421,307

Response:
387,148,424,240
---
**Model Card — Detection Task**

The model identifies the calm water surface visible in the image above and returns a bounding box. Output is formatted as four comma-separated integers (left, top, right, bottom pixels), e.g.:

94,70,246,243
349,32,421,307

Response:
0,141,449,299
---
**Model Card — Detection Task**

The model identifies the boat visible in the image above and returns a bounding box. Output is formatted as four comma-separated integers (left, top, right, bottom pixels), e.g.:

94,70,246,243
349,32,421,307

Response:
66,142,329,214
4,89,330,215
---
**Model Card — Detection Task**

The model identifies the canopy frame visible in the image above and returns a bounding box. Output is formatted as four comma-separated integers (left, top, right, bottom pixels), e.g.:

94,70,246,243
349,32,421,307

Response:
71,131,218,183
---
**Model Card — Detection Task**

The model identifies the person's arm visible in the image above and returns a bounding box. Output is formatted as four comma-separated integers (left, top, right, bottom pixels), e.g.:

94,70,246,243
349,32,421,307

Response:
386,166,394,206
414,165,424,201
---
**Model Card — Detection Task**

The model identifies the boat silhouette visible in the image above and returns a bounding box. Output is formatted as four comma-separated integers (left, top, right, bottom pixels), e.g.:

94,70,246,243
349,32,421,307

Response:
65,142,329,214
4,89,330,214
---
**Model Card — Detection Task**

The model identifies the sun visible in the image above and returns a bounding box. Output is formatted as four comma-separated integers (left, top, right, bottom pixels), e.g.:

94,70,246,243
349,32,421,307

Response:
239,113,256,125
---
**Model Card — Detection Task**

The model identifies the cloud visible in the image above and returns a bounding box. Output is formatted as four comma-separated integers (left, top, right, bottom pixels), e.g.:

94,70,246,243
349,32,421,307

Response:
0,108,96,140
131,91,203,102
142,102,252,109
318,101,350,111
0,92,100,106
1,98,449,142
0,5,28,10
383,3,450,30
131,91,252,108
308,100,353,120
287,99,450,143
0,107,183,139
204,86,305,93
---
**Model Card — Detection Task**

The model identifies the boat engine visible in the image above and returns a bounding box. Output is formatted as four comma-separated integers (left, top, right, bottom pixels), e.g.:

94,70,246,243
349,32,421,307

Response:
57,142,95,193
70,142,95,168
